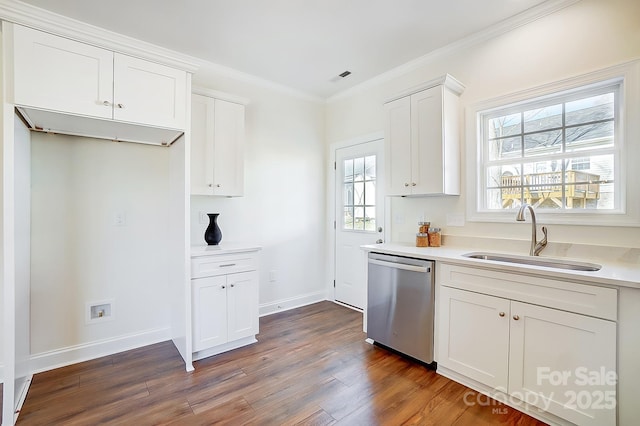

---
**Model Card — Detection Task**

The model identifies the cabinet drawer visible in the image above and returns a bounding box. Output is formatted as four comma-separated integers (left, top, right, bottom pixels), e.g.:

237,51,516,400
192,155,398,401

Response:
191,253,257,278
438,263,617,321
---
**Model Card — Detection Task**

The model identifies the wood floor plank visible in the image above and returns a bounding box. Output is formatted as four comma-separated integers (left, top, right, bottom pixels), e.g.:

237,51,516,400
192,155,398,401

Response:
14,301,547,425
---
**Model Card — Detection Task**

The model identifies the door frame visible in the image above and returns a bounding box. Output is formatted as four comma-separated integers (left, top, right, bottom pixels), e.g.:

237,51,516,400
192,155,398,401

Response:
326,132,390,312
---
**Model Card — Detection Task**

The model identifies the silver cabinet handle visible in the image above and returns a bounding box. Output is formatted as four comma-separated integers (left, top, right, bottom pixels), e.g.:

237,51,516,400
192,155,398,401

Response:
208,184,213,187
216,184,222,188
376,239,383,244
404,183,409,187
230,284,235,288
116,103,125,109
499,312,505,317
513,315,520,321
102,100,111,106
221,285,226,289
219,263,236,268
411,182,417,187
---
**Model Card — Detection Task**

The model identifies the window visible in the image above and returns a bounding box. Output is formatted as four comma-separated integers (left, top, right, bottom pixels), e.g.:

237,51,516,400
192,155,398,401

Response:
467,61,640,226
481,83,619,212
343,155,377,231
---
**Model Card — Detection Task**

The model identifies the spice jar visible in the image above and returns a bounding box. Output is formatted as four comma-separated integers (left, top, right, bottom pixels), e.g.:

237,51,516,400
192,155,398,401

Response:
416,233,429,247
428,227,441,247
418,221,431,234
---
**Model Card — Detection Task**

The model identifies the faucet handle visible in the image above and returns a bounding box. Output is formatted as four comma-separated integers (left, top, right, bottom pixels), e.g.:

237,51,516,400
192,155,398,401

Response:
534,226,548,256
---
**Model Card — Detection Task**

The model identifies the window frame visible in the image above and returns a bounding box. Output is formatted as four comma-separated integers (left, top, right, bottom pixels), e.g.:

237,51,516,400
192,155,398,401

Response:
466,60,640,226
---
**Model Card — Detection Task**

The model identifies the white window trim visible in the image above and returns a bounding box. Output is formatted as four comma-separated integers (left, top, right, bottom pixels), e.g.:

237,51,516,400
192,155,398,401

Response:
465,59,640,227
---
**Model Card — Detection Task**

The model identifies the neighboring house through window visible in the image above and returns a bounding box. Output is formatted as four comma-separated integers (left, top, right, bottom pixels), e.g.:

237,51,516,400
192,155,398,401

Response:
466,61,640,226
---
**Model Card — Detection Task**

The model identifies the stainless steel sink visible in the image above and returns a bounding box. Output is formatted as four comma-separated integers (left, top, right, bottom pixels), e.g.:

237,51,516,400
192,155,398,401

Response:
462,252,602,272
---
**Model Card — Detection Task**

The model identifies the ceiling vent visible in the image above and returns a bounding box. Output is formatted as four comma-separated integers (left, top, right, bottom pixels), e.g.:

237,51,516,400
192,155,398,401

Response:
330,70,352,83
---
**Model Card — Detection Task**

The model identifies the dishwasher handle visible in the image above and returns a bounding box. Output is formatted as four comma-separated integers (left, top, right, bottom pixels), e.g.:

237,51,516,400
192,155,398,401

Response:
368,258,430,273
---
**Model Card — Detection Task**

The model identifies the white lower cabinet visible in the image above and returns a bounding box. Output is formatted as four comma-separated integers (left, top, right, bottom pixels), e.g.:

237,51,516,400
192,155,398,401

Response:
192,271,258,352
191,248,259,360
437,264,617,426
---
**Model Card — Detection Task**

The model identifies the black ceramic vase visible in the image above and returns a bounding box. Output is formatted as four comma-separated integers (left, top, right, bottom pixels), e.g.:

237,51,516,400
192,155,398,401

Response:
204,213,222,245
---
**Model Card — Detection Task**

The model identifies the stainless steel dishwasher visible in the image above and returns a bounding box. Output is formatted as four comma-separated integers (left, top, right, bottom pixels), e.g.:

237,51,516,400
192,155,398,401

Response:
367,252,435,366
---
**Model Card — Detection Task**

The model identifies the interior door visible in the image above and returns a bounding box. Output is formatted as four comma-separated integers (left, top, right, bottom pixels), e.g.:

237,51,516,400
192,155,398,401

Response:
334,139,384,309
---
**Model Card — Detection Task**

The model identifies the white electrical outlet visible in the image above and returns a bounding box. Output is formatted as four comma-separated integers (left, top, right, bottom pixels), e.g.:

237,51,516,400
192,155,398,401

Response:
114,211,127,226
269,270,277,282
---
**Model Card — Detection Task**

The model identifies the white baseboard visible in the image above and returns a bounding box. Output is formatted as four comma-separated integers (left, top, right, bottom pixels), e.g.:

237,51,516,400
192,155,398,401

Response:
259,291,327,317
28,327,171,375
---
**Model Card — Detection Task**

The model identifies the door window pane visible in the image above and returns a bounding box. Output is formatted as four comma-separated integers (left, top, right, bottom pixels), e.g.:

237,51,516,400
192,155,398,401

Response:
342,154,377,231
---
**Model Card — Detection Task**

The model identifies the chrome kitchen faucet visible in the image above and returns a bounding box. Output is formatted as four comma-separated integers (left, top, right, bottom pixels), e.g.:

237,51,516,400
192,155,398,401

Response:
516,204,548,256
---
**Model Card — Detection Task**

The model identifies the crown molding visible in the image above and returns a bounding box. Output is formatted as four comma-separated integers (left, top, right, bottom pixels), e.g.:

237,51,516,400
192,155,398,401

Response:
0,0,200,72
194,61,325,104
385,74,466,103
192,86,250,106
0,0,324,102
327,0,582,103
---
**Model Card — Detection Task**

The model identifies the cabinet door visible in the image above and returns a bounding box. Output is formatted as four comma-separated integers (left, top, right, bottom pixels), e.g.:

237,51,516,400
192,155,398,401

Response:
113,53,187,130
509,301,616,426
227,271,259,341
212,99,245,196
438,286,510,390
411,86,444,195
384,96,412,196
11,24,114,119
190,94,215,195
192,276,228,351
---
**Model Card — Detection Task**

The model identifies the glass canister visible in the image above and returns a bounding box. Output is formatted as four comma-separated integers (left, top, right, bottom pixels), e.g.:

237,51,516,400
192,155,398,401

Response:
418,221,431,234
428,227,442,247
416,233,429,247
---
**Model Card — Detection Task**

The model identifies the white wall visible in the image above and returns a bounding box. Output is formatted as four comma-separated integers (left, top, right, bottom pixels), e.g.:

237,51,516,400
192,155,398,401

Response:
326,0,640,250
191,67,328,315
29,134,172,357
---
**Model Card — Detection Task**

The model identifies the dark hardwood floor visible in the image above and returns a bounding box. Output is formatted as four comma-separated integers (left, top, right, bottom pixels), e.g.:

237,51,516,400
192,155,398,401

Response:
11,301,546,425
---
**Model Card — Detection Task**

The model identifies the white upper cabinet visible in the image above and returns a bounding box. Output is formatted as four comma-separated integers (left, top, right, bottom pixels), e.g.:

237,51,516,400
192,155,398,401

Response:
11,24,115,120
113,53,186,129
6,23,188,145
191,91,246,197
384,74,464,196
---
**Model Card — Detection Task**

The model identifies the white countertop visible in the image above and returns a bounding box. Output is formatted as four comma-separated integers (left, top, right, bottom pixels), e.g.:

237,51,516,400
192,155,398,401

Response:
191,243,262,258
361,242,640,289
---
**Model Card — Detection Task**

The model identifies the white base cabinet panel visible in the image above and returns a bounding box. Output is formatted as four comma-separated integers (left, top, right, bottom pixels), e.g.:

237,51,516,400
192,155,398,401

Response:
192,275,228,351
437,264,617,426
508,301,616,426
191,247,259,361
438,286,510,390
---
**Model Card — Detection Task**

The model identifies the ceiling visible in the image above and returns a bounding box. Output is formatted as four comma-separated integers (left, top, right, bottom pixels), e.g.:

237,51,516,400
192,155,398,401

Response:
19,0,554,99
